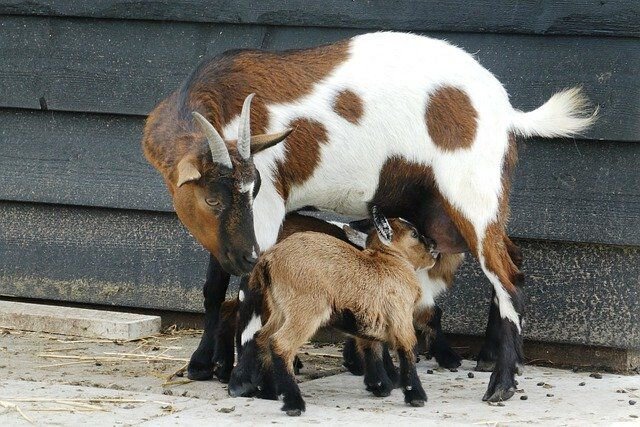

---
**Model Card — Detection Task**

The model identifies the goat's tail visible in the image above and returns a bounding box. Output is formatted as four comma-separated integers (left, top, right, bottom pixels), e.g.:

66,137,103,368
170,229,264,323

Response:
509,87,598,138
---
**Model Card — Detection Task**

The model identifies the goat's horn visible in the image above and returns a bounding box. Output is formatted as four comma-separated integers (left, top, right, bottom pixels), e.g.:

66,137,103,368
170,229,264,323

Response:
237,93,255,160
192,112,233,169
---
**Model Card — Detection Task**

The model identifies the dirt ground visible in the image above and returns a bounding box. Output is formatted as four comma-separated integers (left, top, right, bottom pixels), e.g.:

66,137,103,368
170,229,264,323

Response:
1,326,639,425
0,326,345,400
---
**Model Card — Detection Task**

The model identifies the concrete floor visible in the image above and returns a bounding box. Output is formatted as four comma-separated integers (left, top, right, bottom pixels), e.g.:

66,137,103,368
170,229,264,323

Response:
1,329,639,425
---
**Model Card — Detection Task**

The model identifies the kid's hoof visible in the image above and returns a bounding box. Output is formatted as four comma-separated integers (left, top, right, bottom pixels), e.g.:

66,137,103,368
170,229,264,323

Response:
409,399,425,407
286,409,302,417
227,381,257,397
213,362,233,383
187,363,214,381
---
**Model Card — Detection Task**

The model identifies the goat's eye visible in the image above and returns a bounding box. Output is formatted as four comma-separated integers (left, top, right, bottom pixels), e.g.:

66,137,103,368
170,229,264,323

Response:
411,230,418,238
205,198,221,208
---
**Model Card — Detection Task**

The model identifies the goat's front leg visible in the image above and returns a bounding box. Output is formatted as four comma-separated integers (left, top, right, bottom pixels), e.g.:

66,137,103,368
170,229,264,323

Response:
397,347,427,407
211,299,238,382
187,254,231,381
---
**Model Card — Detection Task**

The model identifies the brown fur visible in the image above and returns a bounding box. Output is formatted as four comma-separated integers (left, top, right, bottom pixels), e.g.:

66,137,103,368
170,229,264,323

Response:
142,41,349,259
333,89,364,124
252,219,437,372
426,86,478,151
275,118,329,199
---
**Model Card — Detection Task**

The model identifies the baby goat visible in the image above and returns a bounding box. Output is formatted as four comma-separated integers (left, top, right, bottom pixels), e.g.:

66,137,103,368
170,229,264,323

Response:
248,209,438,415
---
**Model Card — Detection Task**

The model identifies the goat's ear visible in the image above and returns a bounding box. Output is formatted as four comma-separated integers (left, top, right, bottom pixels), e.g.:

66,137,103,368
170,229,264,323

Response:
250,128,293,154
175,155,202,187
371,205,392,246
343,225,367,249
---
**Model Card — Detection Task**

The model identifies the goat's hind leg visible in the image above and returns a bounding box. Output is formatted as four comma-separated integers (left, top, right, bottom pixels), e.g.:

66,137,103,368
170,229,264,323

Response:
478,232,524,402
476,236,524,372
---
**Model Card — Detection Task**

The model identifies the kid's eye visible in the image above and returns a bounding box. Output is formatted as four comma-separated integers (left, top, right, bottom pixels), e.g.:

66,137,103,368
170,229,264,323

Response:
205,198,221,207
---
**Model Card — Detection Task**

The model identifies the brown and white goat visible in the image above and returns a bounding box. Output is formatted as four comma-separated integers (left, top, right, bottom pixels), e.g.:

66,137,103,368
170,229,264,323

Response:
143,31,596,401
247,211,438,415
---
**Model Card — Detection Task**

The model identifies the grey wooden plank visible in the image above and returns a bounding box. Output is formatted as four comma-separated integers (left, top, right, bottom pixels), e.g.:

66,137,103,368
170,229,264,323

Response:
0,109,638,246
0,201,208,313
440,238,640,349
0,201,637,348
0,0,637,37
0,109,173,212
0,17,638,141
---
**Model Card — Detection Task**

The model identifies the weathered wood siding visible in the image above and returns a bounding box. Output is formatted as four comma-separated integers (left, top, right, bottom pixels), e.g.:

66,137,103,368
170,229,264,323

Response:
0,1,638,348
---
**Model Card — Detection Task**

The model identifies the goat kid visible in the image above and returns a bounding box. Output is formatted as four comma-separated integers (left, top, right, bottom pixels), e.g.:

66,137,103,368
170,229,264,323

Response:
236,210,438,415
216,212,461,400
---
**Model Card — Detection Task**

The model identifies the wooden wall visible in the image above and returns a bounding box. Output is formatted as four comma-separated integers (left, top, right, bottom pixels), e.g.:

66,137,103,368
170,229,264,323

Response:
0,1,638,349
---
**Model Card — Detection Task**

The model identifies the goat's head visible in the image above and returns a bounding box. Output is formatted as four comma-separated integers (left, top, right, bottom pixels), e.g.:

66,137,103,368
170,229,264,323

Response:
367,206,439,270
171,94,291,276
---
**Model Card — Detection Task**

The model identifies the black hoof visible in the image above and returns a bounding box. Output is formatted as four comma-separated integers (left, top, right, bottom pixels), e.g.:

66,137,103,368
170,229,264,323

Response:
482,369,517,402
483,387,515,402
228,380,258,397
475,359,496,372
187,361,214,381
403,386,428,406
213,361,233,383
434,347,462,370
282,397,306,415
366,381,393,397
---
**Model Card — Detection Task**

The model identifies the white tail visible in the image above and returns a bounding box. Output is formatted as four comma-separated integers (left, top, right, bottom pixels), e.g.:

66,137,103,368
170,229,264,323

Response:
509,87,598,138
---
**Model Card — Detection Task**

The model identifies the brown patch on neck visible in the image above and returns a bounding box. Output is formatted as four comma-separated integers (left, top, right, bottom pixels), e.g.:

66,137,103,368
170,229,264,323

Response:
275,118,328,199
333,89,364,124
426,86,478,151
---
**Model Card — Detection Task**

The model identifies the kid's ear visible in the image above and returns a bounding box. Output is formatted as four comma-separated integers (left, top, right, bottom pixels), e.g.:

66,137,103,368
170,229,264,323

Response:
371,205,392,246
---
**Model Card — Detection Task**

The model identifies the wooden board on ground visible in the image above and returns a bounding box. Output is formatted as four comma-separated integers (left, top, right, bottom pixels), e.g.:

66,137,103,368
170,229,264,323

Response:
0,300,161,340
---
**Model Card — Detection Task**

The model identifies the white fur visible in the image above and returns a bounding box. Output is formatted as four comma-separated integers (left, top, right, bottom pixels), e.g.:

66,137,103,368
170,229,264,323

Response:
479,253,522,333
240,313,262,345
416,268,449,308
220,32,593,315
238,290,245,302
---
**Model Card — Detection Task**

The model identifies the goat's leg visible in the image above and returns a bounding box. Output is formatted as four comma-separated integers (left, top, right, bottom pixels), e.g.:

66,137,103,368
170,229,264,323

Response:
397,347,427,407
211,299,238,382
476,236,523,372
342,337,365,375
188,254,231,381
359,340,396,397
423,306,462,369
229,278,271,398
476,231,524,402
414,270,462,369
